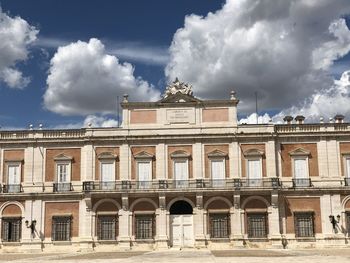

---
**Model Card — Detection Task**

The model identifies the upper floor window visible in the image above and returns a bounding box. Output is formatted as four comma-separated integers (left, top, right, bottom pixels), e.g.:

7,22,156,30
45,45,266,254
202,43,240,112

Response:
208,150,227,187
6,162,21,193
171,151,190,188
134,151,154,189
244,149,264,187
98,152,117,190
54,154,72,192
290,148,310,187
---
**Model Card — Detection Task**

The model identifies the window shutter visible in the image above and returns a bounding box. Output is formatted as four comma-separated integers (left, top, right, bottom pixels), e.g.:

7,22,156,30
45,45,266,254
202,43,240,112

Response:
211,160,225,180
248,159,261,179
294,159,307,179
101,162,114,182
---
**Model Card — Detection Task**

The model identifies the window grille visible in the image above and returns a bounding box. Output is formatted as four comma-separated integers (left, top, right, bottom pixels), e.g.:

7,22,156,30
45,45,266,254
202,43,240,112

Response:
52,216,71,241
210,213,230,238
97,215,118,240
1,217,21,242
135,215,154,239
294,212,314,238
247,213,267,238
346,212,350,236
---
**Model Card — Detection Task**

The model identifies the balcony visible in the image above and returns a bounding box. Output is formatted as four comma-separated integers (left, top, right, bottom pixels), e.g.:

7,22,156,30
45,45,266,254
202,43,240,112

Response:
345,178,350,186
82,178,281,192
292,178,312,188
53,182,73,192
2,184,22,193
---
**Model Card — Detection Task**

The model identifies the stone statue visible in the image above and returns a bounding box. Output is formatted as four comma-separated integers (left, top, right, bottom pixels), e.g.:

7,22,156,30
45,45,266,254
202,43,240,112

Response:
162,78,193,99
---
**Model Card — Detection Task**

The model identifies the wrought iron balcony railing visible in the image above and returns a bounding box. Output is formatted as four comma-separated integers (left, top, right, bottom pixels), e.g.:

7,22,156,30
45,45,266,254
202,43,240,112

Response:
345,178,350,186
82,178,281,192
53,182,73,192
2,184,22,193
292,178,312,188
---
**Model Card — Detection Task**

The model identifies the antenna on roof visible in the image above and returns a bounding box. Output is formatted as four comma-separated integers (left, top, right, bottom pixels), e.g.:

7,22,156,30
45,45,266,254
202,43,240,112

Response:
255,91,258,124
117,95,120,127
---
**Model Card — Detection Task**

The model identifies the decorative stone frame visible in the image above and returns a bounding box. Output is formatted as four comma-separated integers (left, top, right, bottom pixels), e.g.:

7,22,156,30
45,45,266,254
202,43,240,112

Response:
171,151,190,181
134,151,154,181
53,154,73,183
207,150,227,180
97,152,117,182
243,149,264,179
289,148,310,179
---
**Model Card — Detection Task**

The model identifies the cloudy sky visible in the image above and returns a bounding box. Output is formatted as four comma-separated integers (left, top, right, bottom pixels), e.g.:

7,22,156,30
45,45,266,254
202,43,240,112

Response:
0,0,350,129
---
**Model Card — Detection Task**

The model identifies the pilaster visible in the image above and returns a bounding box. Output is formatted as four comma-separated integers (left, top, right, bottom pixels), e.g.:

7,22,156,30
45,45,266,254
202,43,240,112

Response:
194,193,206,247
118,194,131,249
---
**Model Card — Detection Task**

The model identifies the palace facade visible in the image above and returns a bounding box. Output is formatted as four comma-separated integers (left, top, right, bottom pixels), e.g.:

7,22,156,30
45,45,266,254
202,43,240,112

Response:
1,80,350,252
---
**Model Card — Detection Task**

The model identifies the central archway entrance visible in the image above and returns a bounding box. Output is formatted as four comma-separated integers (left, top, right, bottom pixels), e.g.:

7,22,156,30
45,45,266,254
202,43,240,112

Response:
169,200,194,248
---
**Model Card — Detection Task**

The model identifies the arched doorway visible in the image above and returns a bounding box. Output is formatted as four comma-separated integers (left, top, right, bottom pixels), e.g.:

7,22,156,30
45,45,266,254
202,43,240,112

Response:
169,200,194,248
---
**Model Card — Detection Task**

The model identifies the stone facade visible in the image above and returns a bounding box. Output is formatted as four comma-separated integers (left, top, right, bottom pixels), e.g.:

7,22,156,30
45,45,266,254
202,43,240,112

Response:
0,84,350,252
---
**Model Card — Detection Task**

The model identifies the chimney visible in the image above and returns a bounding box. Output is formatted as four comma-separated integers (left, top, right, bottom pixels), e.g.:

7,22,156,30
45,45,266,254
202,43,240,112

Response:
334,114,344,123
283,116,293,124
295,115,305,124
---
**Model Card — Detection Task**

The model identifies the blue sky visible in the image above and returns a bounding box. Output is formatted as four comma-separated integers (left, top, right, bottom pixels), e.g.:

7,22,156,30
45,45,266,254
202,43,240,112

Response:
1,0,350,128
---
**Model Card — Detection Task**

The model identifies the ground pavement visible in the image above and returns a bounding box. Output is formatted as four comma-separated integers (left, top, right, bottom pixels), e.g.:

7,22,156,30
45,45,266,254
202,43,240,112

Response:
1,248,350,263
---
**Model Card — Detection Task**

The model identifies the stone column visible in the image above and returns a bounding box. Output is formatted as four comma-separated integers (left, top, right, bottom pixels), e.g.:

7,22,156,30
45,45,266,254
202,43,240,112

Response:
156,143,166,179
269,191,282,248
231,193,244,247
78,198,93,250
118,194,131,249
231,142,240,178
22,200,42,251
81,143,94,182
155,194,168,248
194,193,206,247
266,139,277,178
119,144,130,180
192,143,203,179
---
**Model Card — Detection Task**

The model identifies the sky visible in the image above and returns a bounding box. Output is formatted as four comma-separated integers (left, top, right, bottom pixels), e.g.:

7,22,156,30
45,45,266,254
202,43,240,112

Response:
0,0,350,129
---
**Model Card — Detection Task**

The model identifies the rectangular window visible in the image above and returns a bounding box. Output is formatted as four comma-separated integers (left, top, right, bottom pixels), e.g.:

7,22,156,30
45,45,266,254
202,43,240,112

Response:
97,215,117,240
56,163,71,191
1,217,21,242
101,162,115,190
293,158,309,186
294,212,314,238
247,213,267,238
137,161,152,189
52,216,71,241
211,159,225,187
209,213,229,238
346,158,350,178
247,159,262,187
135,215,154,240
7,163,21,193
174,159,189,188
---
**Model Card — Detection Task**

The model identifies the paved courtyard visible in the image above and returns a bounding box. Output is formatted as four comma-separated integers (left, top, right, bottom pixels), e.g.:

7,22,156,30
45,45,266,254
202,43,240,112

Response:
1,249,350,263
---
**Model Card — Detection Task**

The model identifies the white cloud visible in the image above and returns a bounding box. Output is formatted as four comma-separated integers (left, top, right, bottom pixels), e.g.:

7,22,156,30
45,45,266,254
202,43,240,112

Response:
165,0,350,115
239,112,272,124
274,70,350,123
0,7,38,88
36,37,169,66
44,38,161,116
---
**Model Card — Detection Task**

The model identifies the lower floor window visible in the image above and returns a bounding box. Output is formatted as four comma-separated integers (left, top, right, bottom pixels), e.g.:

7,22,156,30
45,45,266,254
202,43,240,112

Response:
247,213,267,238
135,215,154,239
346,212,350,236
209,213,230,238
1,217,21,242
97,215,118,240
294,212,314,238
52,216,71,241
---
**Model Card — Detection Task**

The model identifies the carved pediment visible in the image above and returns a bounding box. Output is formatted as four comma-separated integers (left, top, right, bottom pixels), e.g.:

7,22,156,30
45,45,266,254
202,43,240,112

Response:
243,148,264,157
97,152,117,160
160,92,201,103
54,153,73,161
289,148,310,156
208,149,228,158
170,150,191,158
134,151,154,159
